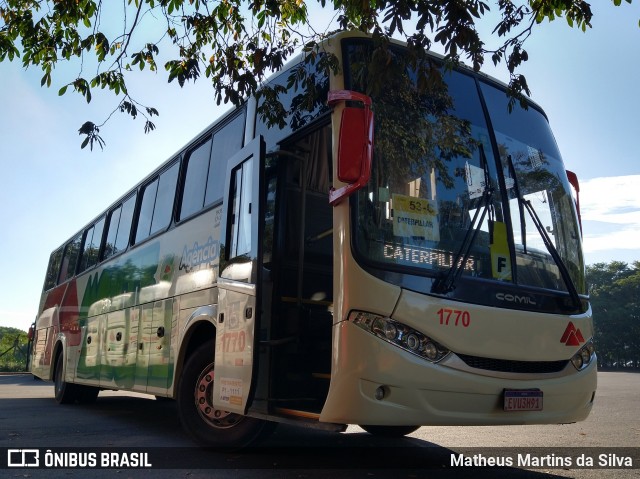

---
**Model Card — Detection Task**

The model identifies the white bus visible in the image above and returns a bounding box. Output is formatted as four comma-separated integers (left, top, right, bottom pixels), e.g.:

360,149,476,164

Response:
31,32,596,446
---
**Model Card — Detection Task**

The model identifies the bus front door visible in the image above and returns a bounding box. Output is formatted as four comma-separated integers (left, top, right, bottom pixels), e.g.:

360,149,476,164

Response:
213,136,265,415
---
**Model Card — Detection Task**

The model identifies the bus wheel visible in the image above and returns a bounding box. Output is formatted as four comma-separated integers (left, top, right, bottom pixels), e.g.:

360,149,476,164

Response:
360,425,420,437
54,353,78,404
177,342,275,447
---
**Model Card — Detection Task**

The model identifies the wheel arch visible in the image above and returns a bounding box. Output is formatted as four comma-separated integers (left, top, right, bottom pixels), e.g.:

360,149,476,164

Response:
173,306,217,397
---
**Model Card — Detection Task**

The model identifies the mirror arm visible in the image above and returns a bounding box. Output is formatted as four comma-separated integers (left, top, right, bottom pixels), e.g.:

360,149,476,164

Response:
566,170,582,237
329,179,369,205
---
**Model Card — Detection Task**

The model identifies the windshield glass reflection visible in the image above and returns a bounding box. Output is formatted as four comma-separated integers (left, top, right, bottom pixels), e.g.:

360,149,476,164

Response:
345,39,586,297
480,82,586,294
346,40,506,283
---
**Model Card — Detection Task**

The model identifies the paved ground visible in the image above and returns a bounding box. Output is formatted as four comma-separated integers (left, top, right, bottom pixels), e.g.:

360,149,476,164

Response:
0,371,638,478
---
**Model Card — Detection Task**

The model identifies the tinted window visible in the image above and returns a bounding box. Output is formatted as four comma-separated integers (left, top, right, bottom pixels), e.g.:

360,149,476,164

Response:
346,40,503,282
479,84,561,159
480,81,585,293
206,113,245,205
116,195,136,252
229,159,253,257
44,249,63,290
104,194,136,259
180,139,212,219
136,162,179,242
79,216,105,272
179,112,245,220
104,206,122,259
59,233,83,283
151,162,179,234
255,60,328,151
136,179,158,243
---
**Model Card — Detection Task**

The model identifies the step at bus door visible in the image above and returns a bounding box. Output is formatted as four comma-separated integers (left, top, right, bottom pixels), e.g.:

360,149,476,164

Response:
213,136,266,415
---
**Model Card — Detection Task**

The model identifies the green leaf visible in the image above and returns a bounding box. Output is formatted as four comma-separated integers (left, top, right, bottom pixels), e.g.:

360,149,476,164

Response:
40,72,49,87
58,85,68,96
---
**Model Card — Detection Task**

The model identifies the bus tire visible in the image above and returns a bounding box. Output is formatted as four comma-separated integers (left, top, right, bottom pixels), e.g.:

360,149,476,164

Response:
177,341,275,447
360,425,420,437
54,352,78,404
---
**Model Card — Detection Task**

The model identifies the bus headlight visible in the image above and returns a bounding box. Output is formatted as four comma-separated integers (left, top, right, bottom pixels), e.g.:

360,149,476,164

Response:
571,340,595,371
350,311,450,363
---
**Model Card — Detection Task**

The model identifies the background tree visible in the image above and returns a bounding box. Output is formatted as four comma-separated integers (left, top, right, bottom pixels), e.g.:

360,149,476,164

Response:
587,261,640,369
0,326,29,372
1,0,633,148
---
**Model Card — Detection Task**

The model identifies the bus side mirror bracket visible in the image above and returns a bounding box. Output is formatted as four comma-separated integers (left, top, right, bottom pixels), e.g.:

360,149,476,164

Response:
566,170,582,237
328,90,374,206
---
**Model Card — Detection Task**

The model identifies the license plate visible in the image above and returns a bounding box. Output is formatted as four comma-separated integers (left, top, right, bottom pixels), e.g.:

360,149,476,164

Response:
503,389,543,411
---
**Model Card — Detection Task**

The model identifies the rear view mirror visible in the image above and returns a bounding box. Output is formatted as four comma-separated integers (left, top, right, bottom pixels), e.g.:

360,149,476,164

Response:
328,90,374,205
337,107,372,183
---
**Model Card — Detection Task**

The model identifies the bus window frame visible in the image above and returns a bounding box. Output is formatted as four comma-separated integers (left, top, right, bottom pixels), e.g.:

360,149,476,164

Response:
179,136,214,222
178,109,247,225
43,248,64,291
103,192,137,261
59,232,83,284
134,159,180,246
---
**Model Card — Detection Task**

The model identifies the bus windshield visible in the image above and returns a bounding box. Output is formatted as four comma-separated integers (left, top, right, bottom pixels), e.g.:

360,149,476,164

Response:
480,82,586,295
345,39,586,299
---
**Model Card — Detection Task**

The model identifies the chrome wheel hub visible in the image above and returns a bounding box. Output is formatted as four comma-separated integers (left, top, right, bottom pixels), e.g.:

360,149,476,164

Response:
194,362,243,429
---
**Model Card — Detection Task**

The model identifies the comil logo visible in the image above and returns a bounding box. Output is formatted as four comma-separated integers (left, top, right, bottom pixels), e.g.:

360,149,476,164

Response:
7,449,40,467
560,322,585,346
495,293,537,305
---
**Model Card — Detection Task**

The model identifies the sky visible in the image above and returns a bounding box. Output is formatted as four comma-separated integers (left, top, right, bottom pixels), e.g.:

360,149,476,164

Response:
0,2,639,332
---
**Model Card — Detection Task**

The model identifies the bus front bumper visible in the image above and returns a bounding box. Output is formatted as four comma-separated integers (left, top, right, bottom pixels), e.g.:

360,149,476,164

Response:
319,321,597,426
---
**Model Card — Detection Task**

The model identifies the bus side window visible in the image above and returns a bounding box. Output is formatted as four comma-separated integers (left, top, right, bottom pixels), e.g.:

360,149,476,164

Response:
180,137,213,220
229,159,253,258
179,111,246,221
205,113,245,206
116,195,136,252
104,205,122,260
104,193,136,259
150,162,179,235
136,160,180,243
136,178,159,243
59,233,83,283
44,248,63,290
79,216,105,273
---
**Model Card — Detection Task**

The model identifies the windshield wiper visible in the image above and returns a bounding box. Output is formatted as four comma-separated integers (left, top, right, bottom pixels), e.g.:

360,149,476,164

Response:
507,155,527,254
432,145,494,295
505,155,582,310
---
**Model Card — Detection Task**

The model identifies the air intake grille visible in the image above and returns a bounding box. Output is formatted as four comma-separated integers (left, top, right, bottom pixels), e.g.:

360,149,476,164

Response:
456,354,569,374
